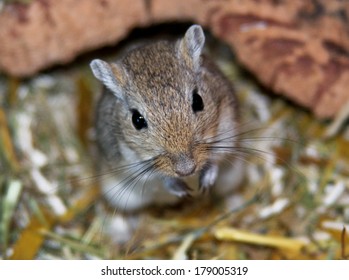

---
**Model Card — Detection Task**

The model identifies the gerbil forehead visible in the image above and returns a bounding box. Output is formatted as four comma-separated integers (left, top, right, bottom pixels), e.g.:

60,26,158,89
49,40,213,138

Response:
122,42,197,112
123,42,195,90
129,82,193,114
125,69,195,111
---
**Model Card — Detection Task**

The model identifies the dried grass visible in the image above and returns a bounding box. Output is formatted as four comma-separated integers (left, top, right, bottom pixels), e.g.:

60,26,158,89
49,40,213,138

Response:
0,38,348,260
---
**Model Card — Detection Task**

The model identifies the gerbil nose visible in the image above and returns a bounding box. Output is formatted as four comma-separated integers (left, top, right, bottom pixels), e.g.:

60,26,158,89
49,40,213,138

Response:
173,153,196,177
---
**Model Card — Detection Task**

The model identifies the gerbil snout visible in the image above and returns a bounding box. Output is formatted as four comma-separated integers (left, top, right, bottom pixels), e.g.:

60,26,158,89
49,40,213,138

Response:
171,153,197,177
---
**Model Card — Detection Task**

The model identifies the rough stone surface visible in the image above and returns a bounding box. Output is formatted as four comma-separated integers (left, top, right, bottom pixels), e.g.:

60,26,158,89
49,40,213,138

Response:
1,0,349,118
0,0,148,76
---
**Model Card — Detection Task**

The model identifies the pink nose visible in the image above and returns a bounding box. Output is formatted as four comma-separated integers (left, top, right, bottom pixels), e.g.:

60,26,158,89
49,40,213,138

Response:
173,153,196,177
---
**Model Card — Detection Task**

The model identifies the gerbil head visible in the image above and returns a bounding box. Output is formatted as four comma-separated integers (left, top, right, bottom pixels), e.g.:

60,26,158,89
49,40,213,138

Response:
91,25,237,179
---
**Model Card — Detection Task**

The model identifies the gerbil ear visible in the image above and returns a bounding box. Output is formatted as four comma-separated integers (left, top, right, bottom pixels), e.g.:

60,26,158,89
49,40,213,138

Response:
179,25,205,70
90,59,125,100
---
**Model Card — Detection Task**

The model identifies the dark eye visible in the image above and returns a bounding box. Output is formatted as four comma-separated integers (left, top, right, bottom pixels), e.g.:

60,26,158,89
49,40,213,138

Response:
131,109,148,130
191,88,204,113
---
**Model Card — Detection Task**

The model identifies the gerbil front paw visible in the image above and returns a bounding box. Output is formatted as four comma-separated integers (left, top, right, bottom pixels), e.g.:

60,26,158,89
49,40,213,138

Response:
164,177,192,197
199,163,218,191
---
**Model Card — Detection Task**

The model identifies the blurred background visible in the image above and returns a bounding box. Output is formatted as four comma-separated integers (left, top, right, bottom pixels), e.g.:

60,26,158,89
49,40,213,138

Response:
0,0,349,260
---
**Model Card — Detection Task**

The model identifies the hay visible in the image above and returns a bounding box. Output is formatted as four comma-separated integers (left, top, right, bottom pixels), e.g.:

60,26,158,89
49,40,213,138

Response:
0,38,348,260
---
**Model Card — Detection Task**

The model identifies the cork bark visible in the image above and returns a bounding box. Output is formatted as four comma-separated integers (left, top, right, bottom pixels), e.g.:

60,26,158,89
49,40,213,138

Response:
1,0,349,118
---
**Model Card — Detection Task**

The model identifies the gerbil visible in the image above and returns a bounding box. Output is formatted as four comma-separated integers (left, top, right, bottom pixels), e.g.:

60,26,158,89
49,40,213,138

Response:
90,25,244,211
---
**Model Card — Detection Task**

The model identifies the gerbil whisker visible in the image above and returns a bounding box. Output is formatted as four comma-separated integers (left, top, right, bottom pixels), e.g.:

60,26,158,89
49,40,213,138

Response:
106,163,151,201
97,160,155,243
140,168,157,202
40,160,152,196
204,128,297,147
207,145,278,162
104,158,157,213
221,151,257,167
97,160,155,239
208,144,307,182
122,165,155,212
62,160,153,191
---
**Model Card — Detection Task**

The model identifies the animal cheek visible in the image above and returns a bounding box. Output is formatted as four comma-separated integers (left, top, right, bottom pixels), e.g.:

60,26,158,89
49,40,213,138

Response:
202,129,217,144
195,149,211,171
154,156,178,177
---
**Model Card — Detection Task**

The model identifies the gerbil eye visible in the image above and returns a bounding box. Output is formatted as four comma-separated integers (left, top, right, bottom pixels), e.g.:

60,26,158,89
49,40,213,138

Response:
131,109,148,130
191,88,204,113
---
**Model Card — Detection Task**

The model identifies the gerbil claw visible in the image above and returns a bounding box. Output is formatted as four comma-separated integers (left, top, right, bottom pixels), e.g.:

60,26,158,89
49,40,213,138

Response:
164,177,192,197
199,163,218,192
